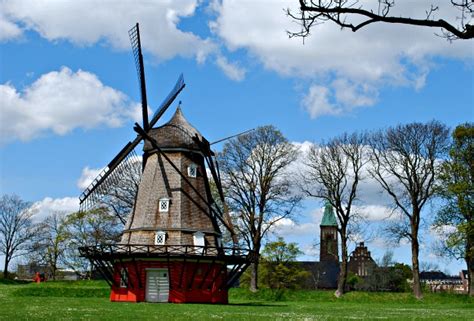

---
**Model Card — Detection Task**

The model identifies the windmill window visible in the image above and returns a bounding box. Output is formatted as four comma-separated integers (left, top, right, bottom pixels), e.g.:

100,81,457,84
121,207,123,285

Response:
120,268,128,288
159,198,170,212
193,232,205,247
187,164,198,178
193,232,205,254
216,237,222,248
155,231,166,245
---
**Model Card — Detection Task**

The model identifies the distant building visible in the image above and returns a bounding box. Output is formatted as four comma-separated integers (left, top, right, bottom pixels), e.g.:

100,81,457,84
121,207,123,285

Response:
348,242,376,277
16,263,79,281
300,202,377,289
300,202,340,289
419,271,466,294
16,263,49,280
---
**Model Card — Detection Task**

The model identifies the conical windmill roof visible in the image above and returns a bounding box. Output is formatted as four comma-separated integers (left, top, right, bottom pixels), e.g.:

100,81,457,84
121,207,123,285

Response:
320,201,338,227
144,106,202,151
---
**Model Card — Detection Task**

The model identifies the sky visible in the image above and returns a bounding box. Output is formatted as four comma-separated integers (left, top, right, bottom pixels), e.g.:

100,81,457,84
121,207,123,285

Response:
1,0,473,274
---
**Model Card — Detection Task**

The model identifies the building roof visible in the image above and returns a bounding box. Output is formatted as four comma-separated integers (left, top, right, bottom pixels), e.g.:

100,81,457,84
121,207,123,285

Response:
320,202,338,227
144,106,202,152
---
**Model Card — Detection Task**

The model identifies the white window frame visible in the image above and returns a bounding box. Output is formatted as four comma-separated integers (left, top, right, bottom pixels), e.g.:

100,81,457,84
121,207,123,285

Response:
155,231,166,245
193,231,205,254
216,236,222,248
187,163,198,178
159,198,170,213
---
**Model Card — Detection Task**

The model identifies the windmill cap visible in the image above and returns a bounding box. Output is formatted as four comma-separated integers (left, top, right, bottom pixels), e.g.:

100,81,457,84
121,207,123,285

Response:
143,106,202,152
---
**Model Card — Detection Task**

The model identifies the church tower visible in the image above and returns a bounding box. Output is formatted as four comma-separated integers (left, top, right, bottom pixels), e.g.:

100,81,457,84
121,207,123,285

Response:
320,202,339,262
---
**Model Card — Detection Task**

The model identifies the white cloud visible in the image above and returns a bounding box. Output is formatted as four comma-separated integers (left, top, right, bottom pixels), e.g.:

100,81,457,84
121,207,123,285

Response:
0,67,140,143
0,11,22,41
77,166,103,190
30,197,79,222
215,55,246,81
273,207,323,238
302,79,379,118
430,224,458,241
273,217,315,237
211,0,473,118
353,204,397,222
302,85,337,118
1,0,215,62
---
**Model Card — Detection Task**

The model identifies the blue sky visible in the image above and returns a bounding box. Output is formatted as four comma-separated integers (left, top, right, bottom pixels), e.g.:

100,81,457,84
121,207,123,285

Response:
1,1,473,274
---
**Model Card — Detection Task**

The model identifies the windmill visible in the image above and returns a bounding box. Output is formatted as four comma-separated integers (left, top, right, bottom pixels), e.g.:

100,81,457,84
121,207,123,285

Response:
78,23,254,304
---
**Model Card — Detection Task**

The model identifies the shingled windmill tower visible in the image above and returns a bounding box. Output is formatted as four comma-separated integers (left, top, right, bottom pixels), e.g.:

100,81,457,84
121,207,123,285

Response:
78,23,253,304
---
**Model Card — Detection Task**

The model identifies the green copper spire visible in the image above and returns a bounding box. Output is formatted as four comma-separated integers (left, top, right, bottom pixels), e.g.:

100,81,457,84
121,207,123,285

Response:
320,201,338,227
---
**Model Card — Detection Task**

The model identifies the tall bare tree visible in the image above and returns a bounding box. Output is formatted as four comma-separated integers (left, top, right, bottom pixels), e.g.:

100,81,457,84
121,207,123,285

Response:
0,194,35,278
289,1,473,40
368,121,450,299
301,132,367,297
219,125,301,292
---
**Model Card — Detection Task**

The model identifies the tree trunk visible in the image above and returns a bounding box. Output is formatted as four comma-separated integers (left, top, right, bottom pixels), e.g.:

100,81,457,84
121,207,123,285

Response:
411,233,423,299
3,256,9,279
249,261,259,292
335,233,348,298
467,236,474,296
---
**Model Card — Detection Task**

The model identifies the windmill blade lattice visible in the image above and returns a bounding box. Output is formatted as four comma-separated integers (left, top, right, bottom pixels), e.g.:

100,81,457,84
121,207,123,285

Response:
129,23,149,130
79,148,142,223
149,73,185,128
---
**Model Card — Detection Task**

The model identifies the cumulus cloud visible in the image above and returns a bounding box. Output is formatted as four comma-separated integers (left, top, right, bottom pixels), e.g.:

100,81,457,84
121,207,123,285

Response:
211,0,473,118
290,140,400,222
273,207,323,238
30,197,79,222
0,67,140,144
215,55,246,81
302,85,336,118
77,166,103,190
0,11,22,41
1,0,214,62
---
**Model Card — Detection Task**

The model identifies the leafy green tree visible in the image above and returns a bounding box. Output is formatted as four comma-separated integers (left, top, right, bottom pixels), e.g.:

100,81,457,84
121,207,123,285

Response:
434,123,473,296
260,237,309,290
63,208,121,277
29,211,69,280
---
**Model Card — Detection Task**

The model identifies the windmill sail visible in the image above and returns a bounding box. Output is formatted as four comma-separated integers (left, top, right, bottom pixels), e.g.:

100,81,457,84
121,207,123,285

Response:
80,21,185,214
149,73,185,128
129,23,149,130
79,73,186,210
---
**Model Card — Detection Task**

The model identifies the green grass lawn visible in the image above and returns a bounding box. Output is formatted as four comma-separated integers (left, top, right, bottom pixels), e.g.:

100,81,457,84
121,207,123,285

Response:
0,280,472,320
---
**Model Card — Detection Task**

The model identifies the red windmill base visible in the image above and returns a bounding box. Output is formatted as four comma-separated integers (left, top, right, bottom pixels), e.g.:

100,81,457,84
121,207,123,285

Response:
81,244,254,303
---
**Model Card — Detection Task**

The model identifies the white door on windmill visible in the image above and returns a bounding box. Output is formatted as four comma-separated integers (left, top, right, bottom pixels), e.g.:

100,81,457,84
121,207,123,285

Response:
146,269,169,303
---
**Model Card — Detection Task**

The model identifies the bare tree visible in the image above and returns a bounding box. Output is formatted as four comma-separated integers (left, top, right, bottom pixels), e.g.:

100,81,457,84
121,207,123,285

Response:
301,132,367,297
30,212,68,280
368,121,450,299
0,194,35,278
289,0,474,41
219,125,301,292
